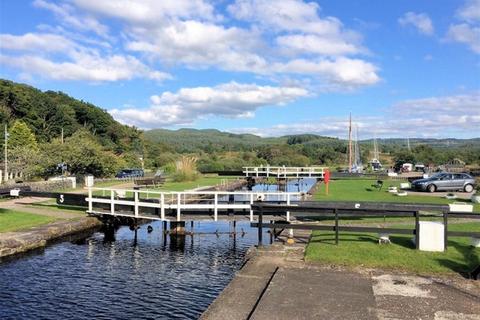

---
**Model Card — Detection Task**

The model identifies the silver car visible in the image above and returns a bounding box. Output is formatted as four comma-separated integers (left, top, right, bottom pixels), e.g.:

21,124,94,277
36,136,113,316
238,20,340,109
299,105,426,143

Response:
411,172,476,193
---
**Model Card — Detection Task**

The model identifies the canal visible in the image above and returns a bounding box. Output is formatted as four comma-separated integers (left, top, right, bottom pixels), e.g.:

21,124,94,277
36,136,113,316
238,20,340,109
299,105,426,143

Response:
0,178,316,319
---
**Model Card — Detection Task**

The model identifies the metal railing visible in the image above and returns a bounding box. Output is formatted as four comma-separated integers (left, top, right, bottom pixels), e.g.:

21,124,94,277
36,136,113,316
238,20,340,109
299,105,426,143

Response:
86,187,302,222
251,201,480,250
243,166,327,178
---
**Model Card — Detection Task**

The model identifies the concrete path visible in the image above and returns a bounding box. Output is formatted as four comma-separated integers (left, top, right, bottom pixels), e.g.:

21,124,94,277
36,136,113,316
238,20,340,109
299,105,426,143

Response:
251,267,377,320
202,230,480,320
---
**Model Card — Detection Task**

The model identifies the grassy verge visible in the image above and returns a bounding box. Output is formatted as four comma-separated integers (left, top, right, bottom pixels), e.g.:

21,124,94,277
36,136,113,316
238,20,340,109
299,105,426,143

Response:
27,199,86,213
305,222,480,274
149,175,239,192
314,179,480,211
0,208,57,233
91,175,240,196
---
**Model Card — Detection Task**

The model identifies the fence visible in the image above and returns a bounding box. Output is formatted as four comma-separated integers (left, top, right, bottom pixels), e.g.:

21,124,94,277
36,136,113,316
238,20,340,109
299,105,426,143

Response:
243,166,327,178
251,202,480,250
86,187,303,222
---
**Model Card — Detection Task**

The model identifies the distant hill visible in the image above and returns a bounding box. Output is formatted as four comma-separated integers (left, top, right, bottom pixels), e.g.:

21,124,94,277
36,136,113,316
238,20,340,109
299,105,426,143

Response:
144,128,284,152
0,79,141,153
144,128,480,153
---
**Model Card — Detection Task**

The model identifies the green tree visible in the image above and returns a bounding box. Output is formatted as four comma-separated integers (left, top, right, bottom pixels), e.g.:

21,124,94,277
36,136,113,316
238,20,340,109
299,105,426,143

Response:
9,120,37,150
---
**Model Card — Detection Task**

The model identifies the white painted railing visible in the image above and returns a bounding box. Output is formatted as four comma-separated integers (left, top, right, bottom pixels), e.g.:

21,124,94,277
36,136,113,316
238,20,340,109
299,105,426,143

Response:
86,188,302,222
243,166,327,178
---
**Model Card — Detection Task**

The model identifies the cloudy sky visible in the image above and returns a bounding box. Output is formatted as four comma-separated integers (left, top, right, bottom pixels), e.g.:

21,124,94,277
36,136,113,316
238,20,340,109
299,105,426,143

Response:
0,0,479,138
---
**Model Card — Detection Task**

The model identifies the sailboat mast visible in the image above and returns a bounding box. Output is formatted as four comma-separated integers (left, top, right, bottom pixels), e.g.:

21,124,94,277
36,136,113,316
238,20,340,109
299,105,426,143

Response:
355,125,361,166
348,113,352,173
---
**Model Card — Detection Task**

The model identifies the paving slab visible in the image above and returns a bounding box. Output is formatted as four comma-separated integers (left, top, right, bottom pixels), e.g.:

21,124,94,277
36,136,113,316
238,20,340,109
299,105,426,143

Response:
200,255,278,320
251,267,377,320
372,274,480,320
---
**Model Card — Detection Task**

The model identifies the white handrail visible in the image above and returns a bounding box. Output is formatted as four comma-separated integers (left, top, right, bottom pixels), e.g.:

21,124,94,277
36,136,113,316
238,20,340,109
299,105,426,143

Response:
86,187,303,222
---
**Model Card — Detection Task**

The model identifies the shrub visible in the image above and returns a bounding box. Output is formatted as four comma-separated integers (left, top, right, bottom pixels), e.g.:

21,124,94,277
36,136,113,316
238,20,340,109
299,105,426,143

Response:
171,156,199,182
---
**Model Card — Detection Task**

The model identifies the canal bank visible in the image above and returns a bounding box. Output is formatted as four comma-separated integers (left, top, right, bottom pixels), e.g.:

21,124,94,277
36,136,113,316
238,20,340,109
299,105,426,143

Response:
0,216,101,258
201,228,480,320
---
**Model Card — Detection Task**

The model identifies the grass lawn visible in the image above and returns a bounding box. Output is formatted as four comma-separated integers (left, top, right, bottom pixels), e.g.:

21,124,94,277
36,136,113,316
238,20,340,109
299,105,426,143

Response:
305,222,480,275
91,175,240,196
27,199,86,213
0,208,57,232
150,175,239,192
314,179,480,211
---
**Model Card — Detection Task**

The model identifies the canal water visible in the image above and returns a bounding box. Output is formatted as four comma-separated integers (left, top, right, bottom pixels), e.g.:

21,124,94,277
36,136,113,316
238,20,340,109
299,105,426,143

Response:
0,178,316,320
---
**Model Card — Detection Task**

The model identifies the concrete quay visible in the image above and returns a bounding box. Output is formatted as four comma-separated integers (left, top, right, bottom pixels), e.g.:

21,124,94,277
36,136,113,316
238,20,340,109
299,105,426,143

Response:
202,229,480,320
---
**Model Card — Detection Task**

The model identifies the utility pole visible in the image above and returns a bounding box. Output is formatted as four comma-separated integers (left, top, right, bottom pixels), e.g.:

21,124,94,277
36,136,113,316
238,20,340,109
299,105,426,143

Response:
348,113,352,173
4,124,8,182
61,128,64,144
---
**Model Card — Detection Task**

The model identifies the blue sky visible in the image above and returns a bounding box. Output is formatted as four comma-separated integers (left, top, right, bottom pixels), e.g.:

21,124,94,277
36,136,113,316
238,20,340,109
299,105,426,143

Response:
0,0,479,138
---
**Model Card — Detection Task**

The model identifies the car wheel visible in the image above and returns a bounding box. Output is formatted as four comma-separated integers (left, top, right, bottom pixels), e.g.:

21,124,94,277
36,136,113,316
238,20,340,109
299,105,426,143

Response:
427,184,436,193
464,184,474,193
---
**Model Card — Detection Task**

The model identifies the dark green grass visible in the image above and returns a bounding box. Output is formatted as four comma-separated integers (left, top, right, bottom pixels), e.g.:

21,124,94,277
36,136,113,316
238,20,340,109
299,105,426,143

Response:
0,208,57,232
306,222,480,274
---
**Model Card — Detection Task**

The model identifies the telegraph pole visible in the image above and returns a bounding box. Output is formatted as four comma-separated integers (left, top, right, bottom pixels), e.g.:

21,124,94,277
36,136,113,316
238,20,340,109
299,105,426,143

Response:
348,113,352,173
4,124,8,182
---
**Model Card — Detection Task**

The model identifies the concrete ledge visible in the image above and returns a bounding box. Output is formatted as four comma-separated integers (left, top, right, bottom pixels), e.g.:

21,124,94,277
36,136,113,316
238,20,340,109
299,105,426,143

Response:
0,217,102,258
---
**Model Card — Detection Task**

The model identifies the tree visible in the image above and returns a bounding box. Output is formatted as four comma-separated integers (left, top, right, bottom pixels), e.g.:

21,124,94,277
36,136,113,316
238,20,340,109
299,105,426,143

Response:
8,120,37,150
38,130,124,178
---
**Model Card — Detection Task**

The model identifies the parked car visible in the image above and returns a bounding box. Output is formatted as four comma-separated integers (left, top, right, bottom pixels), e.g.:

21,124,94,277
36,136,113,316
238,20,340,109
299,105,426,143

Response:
411,172,476,193
115,169,144,178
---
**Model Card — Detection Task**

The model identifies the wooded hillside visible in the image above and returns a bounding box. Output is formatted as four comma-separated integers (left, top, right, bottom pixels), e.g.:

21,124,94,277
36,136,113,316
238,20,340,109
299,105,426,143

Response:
0,79,478,178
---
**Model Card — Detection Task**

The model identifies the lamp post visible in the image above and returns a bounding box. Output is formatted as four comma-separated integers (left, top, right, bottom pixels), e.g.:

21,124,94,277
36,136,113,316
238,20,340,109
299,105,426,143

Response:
4,124,8,182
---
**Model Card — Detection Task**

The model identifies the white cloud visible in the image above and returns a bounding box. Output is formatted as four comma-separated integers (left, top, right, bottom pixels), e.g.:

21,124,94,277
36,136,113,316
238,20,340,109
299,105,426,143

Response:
272,57,380,87
0,32,170,82
392,92,480,115
0,53,170,82
125,20,268,73
276,34,362,56
2,0,380,89
72,0,218,23
456,0,480,23
447,23,480,54
33,0,109,38
228,0,343,35
446,0,480,54
0,33,76,53
110,82,309,127
398,12,434,35
230,93,480,138
73,0,379,88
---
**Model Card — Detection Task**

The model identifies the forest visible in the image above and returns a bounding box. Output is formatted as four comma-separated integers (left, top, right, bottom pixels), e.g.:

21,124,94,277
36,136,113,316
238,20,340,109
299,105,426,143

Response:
1,79,479,179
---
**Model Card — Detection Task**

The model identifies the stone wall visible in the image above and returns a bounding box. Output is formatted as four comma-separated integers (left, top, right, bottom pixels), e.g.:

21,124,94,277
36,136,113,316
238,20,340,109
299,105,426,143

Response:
4,179,75,192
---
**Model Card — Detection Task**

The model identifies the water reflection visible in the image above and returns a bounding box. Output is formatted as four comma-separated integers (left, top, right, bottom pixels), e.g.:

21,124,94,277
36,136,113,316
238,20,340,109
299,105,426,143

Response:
0,221,268,320
0,178,317,319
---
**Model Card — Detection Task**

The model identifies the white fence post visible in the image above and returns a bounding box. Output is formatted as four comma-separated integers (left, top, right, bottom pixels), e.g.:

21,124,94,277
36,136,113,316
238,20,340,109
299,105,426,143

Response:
286,194,291,221
177,193,181,221
214,193,218,221
88,188,93,212
134,190,139,217
110,190,115,214
287,194,293,238
249,193,254,222
160,193,165,220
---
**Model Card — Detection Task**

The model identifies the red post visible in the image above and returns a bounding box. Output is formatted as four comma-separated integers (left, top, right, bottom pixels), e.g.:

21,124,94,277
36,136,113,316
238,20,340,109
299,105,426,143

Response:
324,169,330,195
